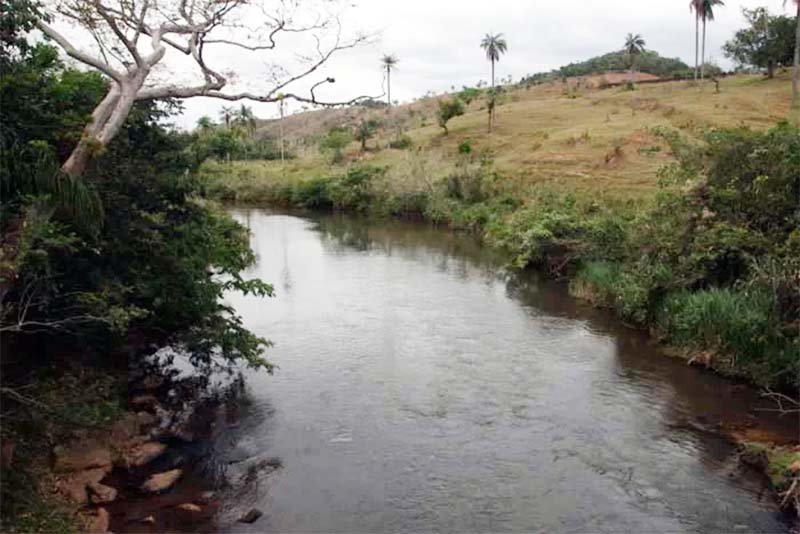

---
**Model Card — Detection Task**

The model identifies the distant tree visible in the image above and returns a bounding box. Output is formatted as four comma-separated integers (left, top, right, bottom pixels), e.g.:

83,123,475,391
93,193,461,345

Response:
692,0,725,80
197,116,214,131
787,0,799,111
355,118,381,151
624,33,646,87
552,50,689,79
436,98,465,135
481,33,507,132
480,33,508,88
458,86,481,104
220,106,234,127
723,8,795,79
691,0,702,79
320,127,352,163
381,54,399,108
233,105,257,135
207,128,242,163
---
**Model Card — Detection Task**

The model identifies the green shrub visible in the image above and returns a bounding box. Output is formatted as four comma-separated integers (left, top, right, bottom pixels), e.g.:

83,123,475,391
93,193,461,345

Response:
437,98,465,135
291,176,334,209
658,288,796,385
458,140,472,154
388,135,413,150
570,261,621,304
384,191,428,217
443,167,489,204
327,165,383,212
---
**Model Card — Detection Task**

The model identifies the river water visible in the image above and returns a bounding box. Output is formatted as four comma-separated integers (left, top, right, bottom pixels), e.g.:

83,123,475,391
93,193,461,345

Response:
219,209,797,533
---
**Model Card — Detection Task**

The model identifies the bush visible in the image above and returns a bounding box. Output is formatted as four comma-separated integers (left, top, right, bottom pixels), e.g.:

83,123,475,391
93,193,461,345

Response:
437,98,465,135
291,176,334,209
328,165,383,212
458,140,472,154
658,288,796,385
443,167,488,204
388,135,413,150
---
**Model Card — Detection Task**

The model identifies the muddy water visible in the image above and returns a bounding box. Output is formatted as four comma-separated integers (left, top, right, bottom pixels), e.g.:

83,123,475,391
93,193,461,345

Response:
220,209,797,533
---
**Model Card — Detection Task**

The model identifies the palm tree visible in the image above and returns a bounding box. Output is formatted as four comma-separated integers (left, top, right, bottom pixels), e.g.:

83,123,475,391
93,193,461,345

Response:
697,0,725,80
624,33,646,87
787,0,799,111
381,54,399,108
480,33,508,88
690,0,702,80
234,104,257,135
219,106,234,127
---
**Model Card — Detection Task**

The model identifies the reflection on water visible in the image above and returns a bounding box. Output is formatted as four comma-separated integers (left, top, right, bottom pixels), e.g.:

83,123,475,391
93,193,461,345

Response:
222,209,797,533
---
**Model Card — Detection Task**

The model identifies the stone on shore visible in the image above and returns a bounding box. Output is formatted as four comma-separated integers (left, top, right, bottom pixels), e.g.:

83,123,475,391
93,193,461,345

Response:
85,507,110,533
140,468,182,493
53,440,112,472
56,467,109,504
88,481,118,504
125,441,167,468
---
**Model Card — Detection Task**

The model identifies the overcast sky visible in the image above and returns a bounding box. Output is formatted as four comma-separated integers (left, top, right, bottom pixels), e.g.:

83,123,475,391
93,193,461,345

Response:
170,0,791,128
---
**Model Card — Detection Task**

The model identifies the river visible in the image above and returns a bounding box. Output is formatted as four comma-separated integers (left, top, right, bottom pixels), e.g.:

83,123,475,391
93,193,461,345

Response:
217,209,797,533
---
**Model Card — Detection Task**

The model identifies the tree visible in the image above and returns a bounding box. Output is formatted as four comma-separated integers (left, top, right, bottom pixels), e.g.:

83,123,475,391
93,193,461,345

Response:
320,127,351,163
723,8,795,79
381,54,398,108
436,98,465,135
233,105,257,135
219,106,234,128
691,0,702,80
481,33,507,132
480,33,508,89
196,116,214,131
33,0,374,177
355,118,380,152
624,33,646,87
692,0,725,80
787,0,799,111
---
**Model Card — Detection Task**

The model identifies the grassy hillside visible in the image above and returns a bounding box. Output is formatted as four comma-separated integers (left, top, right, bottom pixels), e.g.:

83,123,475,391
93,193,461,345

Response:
212,72,793,202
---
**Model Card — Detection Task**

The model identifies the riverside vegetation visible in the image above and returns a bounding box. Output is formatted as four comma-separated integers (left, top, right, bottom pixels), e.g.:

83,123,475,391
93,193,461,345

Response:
0,5,272,531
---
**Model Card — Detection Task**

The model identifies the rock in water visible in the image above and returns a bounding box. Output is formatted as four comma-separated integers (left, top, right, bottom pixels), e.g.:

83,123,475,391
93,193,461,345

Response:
175,502,210,523
238,508,263,524
88,481,118,504
140,468,182,493
56,467,109,504
125,441,167,468
177,503,202,513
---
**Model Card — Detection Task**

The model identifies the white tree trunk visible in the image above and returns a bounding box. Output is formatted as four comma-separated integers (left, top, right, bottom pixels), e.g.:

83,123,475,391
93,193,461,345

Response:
61,78,142,177
701,19,707,80
792,5,800,111
387,67,391,107
694,15,700,81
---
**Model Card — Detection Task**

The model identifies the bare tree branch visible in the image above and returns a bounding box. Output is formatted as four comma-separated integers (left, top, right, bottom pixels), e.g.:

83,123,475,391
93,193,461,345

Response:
36,20,125,82
36,0,378,176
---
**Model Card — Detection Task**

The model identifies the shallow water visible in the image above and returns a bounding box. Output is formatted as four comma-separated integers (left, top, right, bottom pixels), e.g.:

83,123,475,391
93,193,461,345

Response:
220,209,797,533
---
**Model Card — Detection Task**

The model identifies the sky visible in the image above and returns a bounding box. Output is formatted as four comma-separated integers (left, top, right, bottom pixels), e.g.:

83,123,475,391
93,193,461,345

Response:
121,0,793,128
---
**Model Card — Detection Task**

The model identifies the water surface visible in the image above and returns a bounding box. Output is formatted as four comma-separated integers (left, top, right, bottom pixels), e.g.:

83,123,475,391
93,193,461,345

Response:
221,209,797,533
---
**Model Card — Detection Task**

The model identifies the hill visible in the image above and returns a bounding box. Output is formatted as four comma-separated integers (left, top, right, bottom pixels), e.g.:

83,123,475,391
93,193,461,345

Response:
216,72,793,201
521,50,693,84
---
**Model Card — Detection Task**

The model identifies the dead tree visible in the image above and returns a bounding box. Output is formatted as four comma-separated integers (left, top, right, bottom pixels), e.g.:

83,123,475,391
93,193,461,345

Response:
35,0,374,176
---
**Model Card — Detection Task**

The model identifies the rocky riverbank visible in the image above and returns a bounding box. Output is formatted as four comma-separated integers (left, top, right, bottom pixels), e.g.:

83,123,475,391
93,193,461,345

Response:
43,353,269,533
